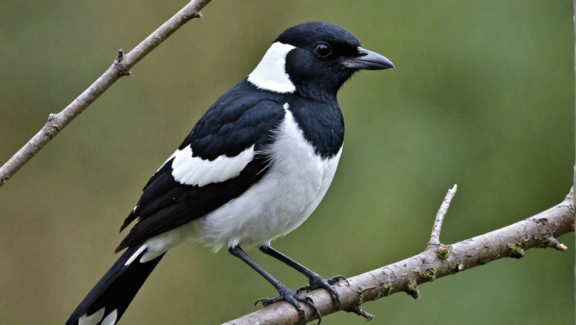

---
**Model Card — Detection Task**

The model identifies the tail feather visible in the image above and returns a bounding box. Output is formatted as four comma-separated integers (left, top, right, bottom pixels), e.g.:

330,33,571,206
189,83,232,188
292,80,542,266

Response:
66,244,165,325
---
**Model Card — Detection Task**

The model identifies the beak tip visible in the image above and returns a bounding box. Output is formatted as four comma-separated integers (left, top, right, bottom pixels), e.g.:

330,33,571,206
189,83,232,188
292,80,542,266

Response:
344,47,394,71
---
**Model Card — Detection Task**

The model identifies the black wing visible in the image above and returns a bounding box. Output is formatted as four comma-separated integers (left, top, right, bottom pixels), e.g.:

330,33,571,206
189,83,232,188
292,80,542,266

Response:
116,86,285,252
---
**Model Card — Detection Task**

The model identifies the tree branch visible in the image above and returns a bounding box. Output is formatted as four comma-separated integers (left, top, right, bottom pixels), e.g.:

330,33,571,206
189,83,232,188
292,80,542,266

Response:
0,0,212,188
223,187,575,325
428,184,457,246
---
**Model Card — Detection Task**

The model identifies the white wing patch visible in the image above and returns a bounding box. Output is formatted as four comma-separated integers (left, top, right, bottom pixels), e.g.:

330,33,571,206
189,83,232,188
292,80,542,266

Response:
79,308,104,325
248,42,296,93
169,144,255,187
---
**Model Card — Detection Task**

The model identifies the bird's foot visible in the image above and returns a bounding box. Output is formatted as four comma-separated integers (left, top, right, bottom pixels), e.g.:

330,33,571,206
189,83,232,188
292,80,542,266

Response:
255,285,321,325
297,272,347,309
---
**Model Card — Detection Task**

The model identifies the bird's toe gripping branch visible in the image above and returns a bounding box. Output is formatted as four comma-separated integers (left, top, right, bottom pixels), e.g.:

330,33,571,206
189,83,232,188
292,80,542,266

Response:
256,285,321,325
296,272,347,309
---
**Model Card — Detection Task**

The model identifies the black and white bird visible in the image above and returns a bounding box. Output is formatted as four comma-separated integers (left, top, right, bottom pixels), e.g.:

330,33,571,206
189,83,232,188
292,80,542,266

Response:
66,21,393,325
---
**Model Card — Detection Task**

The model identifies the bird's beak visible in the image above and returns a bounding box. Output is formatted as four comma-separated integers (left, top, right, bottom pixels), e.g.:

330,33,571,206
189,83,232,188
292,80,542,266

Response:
342,47,394,70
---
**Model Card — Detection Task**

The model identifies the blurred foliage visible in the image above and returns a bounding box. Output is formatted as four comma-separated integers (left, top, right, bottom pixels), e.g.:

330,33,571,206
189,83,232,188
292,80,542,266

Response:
0,0,574,324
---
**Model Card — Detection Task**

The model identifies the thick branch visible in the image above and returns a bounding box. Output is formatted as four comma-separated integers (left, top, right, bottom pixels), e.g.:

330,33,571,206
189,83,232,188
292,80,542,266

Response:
0,0,212,188
223,188,575,325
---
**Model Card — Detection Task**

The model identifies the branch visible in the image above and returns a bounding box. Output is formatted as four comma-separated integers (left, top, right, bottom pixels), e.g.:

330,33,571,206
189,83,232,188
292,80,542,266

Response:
0,0,212,188
428,184,457,246
223,187,575,325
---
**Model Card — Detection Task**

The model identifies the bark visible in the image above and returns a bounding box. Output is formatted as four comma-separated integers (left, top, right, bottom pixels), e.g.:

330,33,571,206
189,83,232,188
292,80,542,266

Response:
0,0,212,188
223,188,574,325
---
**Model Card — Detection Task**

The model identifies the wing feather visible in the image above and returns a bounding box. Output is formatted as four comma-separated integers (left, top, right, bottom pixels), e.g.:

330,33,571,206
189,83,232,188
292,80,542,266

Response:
117,93,285,251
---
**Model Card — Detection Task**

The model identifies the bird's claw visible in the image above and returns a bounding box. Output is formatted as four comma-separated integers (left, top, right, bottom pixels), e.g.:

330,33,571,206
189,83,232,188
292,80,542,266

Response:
296,274,347,309
255,286,321,325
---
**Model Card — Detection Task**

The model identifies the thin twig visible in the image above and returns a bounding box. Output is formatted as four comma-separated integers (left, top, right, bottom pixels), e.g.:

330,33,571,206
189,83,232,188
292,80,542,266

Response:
428,184,457,246
222,188,574,325
0,0,212,188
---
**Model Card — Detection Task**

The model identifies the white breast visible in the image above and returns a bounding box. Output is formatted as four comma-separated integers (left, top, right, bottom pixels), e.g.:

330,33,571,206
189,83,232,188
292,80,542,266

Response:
196,104,341,250
138,104,341,262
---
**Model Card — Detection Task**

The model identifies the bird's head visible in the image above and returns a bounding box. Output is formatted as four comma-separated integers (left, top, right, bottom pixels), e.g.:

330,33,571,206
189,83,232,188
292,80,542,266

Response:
248,21,394,101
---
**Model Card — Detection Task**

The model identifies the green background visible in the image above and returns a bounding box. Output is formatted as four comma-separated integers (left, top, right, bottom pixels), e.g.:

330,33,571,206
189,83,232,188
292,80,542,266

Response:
1,1,574,324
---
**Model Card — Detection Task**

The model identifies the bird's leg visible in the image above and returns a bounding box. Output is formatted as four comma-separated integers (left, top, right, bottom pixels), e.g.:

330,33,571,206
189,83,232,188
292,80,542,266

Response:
228,246,320,325
259,246,346,309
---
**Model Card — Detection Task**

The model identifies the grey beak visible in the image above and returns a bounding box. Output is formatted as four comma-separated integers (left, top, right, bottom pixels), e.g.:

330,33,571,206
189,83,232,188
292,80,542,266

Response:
342,47,394,70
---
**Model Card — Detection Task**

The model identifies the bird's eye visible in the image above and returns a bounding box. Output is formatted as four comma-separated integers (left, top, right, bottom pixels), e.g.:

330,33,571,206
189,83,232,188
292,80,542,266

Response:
314,43,332,58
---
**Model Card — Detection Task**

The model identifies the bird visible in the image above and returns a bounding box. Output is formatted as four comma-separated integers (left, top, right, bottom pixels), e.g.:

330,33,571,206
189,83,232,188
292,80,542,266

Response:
65,21,394,325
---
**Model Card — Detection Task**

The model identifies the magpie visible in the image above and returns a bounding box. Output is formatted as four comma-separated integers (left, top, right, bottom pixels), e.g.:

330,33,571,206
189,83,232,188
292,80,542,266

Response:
66,21,393,325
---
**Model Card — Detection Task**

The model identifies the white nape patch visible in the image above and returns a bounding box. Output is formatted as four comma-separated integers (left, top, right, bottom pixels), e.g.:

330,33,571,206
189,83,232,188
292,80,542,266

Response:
248,42,296,93
170,145,255,187
125,244,148,266
101,309,118,325
79,308,104,325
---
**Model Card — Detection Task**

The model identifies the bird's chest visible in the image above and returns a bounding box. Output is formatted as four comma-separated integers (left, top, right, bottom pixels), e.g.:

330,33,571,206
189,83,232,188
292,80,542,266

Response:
253,105,343,238
198,105,342,248
262,124,342,232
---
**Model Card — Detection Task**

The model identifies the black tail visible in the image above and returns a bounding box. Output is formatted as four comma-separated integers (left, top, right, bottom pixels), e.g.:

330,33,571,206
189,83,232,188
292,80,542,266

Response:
66,244,165,325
